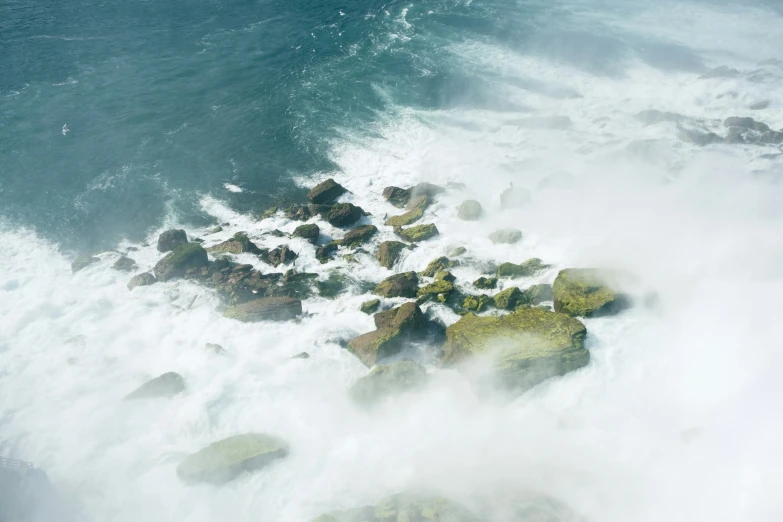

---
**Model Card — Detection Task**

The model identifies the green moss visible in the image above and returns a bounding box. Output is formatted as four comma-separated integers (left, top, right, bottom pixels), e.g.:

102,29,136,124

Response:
375,241,407,269
463,294,493,312
396,223,439,242
493,287,524,309
497,258,549,278
416,280,455,298
347,328,404,366
552,269,629,317
421,256,454,277
340,225,378,248
473,276,497,290
384,207,423,227
449,246,467,257
360,299,381,315
434,271,456,283
374,272,419,298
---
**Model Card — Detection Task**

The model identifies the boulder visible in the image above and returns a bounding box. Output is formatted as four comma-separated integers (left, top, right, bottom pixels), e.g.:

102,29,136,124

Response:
154,243,209,282
316,241,339,264
316,272,352,299
421,256,455,277
382,186,411,208
112,256,138,272
435,271,456,283
463,294,493,312
374,272,419,298
396,223,439,242
307,178,348,204
349,361,429,406
552,269,630,317
493,287,524,310
267,245,297,267
373,302,427,335
207,232,262,255
360,299,381,315
410,182,445,199
157,229,188,253
416,280,455,301
525,283,553,304
449,246,467,257
375,241,407,269
284,204,313,221
457,200,482,220
223,297,302,322
724,116,770,132
261,207,278,219
489,228,522,244
127,272,156,290
340,225,377,248
176,433,288,485
312,493,480,522
71,255,99,273
473,276,497,290
497,258,549,278
500,183,532,209
441,308,589,391
384,207,423,227
327,203,364,227
125,372,185,400
347,328,404,367
292,224,320,243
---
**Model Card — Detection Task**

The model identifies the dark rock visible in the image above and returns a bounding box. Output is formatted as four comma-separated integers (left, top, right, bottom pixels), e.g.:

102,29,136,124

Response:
724,117,770,132
473,276,497,290
315,241,339,264
382,186,411,208
307,178,348,204
497,258,549,278
457,200,482,220
500,183,532,209
493,287,524,310
360,299,381,315
112,256,137,272
340,225,378,248
373,302,427,335
127,272,156,290
375,241,407,269
374,272,419,298
327,203,364,227
125,372,185,400
316,272,351,298
71,256,99,273
680,129,722,146
347,328,404,367
421,256,455,277
224,297,303,322
384,207,423,227
349,360,428,406
209,226,223,234
207,232,262,255
154,243,209,282
553,268,631,317
525,283,554,304
267,245,297,267
266,229,286,238
157,229,188,253
284,204,313,221
292,224,320,243
292,352,310,359
410,182,445,199
396,224,439,242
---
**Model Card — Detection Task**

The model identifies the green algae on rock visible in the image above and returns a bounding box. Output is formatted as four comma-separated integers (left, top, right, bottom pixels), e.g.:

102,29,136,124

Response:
396,223,439,242
375,241,407,269
340,225,378,248
127,272,156,290
347,328,405,367
525,283,554,305
496,258,549,278
493,287,524,310
157,229,188,252
124,372,185,400
154,243,209,281
307,178,347,204
449,246,467,257
360,299,381,315
384,206,423,227
316,241,339,264
489,228,523,244
176,433,288,485
312,493,481,522
207,232,262,255
374,272,419,298
382,186,411,208
223,297,302,322
373,302,427,335
292,223,320,243
435,271,456,283
421,256,455,277
327,203,364,227
473,276,497,290
416,280,455,300
553,268,630,317
463,294,493,312
349,360,428,406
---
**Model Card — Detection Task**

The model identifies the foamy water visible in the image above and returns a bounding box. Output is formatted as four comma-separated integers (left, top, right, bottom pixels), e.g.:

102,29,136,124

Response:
2,1,783,520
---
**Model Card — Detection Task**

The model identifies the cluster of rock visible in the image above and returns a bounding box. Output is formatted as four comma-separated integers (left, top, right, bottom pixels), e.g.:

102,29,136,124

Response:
637,111,783,147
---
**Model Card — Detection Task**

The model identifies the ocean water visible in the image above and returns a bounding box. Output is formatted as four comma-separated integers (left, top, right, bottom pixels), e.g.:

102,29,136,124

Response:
1,0,783,520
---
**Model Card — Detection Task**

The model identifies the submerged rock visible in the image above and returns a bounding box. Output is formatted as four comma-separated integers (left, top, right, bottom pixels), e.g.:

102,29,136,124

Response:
360,299,381,315
125,372,185,400
497,258,548,278
500,184,532,209
435,271,456,283
421,256,455,277
112,256,138,272
312,493,480,522
176,433,288,485
157,229,188,253
489,228,522,244
375,241,407,269
724,116,770,132
154,243,209,282
473,276,497,290
71,255,99,273
552,268,630,317
384,207,423,227
127,272,156,290
284,204,313,221
207,232,262,255
374,272,419,298
396,223,439,242
292,224,320,243
349,360,429,406
267,245,298,267
441,308,589,392
382,186,411,208
340,225,378,248
316,241,339,264
327,203,364,227
449,246,467,257
416,280,455,301
457,199,483,220
308,178,347,204
223,297,303,322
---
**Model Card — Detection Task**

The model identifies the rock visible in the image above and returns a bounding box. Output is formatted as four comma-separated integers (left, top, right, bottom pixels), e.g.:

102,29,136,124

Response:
493,287,524,310
223,297,303,322
682,130,722,146
157,229,188,253
125,372,185,400
176,433,288,485
382,186,411,208
327,203,364,227
497,258,548,278
724,116,770,132
374,272,419,298
316,241,339,264
375,241,407,269
525,283,553,304
360,299,381,315
349,360,428,405
307,178,347,204
267,245,298,267
205,343,226,355
421,256,455,277
292,352,310,359
463,294,493,312
317,272,351,298
500,183,532,209
292,224,320,243
441,308,589,391
154,243,209,282
127,272,156,290
552,269,630,317
410,182,446,198
384,207,423,227
207,232,262,255
435,271,456,283
267,229,286,237
416,280,455,300
457,199,482,220
340,225,378,248
750,100,770,110
396,223,439,242
759,130,783,145
449,246,467,257
473,276,497,290
312,493,480,522
373,302,427,335
347,328,404,367
209,226,223,234
261,207,277,219
489,228,522,244
284,204,313,221
406,194,430,211
112,256,137,272
71,255,99,273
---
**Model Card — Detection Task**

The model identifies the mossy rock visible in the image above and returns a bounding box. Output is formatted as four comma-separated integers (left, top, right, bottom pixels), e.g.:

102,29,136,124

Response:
317,272,352,299
441,308,589,392
292,224,320,243
473,276,497,290
154,243,209,281
312,493,480,522
449,246,467,257
349,361,429,406
525,283,554,304
493,287,524,310
285,204,314,221
307,178,347,204
347,328,404,367
127,272,156,290
435,271,456,283
416,280,455,300
457,200,482,221
261,207,278,219
497,258,549,279
396,224,439,242
207,232,262,254
552,269,630,317
406,194,430,211
384,207,423,227
316,241,339,264
463,294,493,313
157,229,188,253
375,241,407,269
373,302,427,336
489,228,522,244
340,225,378,248
327,203,364,227
124,372,185,400
176,433,288,485
360,299,381,315
71,255,99,273
267,245,298,267
500,184,532,209
374,272,419,298
382,186,411,208
421,256,456,277
223,297,302,322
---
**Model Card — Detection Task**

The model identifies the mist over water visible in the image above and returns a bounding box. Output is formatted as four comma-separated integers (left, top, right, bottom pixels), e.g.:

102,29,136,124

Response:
1,0,782,520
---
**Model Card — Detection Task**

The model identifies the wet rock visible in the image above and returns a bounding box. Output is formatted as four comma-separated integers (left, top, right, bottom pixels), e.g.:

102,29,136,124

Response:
327,203,364,227
267,245,298,267
493,287,524,310
441,308,589,392
316,272,351,298
473,276,497,290
435,271,456,283
307,178,347,204
750,100,770,110
553,268,630,317
360,299,381,315
373,302,427,335
176,433,288,485
497,258,549,279
463,294,493,312
410,182,445,199
154,243,209,282
347,328,404,367
292,224,320,243
374,272,419,298
525,283,553,304
312,493,480,522
71,255,99,273
382,186,411,208
349,360,428,406
489,228,522,244
681,129,722,146
340,225,378,248
261,207,278,219
406,194,430,211
125,372,185,400
449,246,467,257
266,229,286,238
205,343,226,355
375,241,407,269
112,256,138,272
127,272,156,290
416,280,455,301
207,232,262,255
223,297,303,322
500,183,532,209
396,223,439,242
284,204,313,221
421,256,455,277
384,207,423,227
292,351,310,359
316,241,339,264
457,199,482,220
157,229,188,253
724,116,770,132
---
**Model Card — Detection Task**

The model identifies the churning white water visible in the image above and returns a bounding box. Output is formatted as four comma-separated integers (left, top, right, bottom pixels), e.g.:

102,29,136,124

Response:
2,1,783,520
